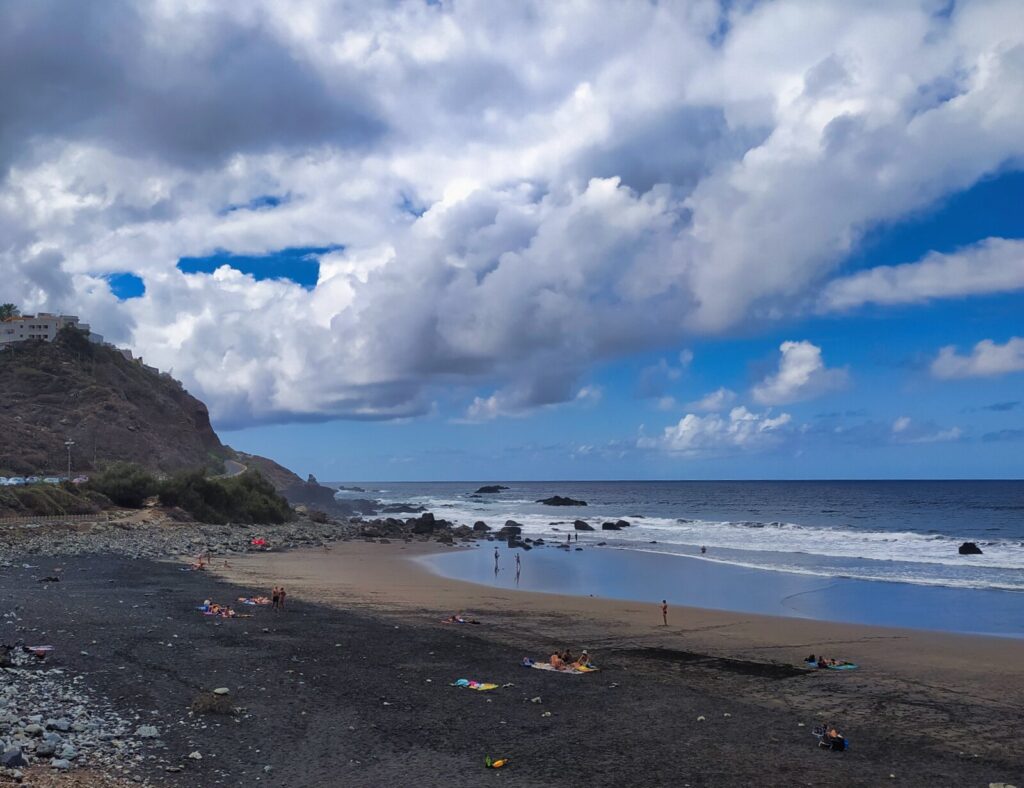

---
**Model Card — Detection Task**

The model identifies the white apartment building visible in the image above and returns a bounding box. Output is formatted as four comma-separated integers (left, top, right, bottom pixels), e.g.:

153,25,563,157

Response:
0,313,104,346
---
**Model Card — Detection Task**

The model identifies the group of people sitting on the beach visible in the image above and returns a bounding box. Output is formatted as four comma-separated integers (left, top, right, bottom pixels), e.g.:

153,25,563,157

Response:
442,612,481,624
805,653,855,669
549,648,591,671
199,600,237,618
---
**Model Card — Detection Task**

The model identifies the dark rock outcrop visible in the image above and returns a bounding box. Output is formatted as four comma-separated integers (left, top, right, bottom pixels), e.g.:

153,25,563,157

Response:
574,520,594,531
615,519,631,528
536,496,587,506
601,521,622,530
475,485,509,494
958,542,983,555
473,521,490,532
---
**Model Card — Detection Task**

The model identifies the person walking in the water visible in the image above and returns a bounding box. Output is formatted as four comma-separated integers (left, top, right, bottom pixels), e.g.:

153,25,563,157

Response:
515,552,521,581
494,547,500,573
661,599,668,626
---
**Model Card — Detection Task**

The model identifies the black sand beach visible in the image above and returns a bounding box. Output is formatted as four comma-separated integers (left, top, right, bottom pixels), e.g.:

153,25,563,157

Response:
3,552,1022,787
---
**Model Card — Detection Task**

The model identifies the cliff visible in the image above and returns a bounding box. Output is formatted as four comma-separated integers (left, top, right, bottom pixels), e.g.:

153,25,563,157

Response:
0,328,228,475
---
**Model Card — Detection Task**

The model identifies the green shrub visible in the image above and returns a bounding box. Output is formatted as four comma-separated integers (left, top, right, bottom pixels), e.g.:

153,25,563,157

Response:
87,462,158,508
158,469,292,524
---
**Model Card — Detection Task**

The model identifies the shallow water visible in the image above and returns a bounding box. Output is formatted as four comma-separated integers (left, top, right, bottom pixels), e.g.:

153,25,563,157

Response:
420,542,1024,638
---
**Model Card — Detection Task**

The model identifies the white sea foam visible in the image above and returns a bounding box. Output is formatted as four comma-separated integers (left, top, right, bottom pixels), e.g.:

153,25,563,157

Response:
388,493,1024,591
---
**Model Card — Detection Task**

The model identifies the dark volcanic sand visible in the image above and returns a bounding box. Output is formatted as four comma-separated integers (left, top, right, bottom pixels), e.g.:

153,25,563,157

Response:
2,556,1020,787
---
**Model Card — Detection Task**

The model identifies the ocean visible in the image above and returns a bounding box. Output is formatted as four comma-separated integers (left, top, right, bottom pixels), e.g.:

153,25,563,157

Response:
341,480,1024,593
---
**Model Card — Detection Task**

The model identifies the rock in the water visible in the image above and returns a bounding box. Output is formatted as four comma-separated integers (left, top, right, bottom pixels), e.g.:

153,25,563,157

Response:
472,521,490,532
573,520,594,531
410,512,437,534
475,485,509,494
615,519,631,528
601,521,622,530
497,521,522,538
536,496,587,506
959,542,983,555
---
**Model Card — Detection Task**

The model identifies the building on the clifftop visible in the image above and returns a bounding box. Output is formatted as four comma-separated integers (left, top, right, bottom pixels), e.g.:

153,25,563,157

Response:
0,313,105,346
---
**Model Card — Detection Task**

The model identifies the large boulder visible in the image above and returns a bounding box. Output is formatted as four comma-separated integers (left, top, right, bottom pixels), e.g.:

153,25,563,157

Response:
475,485,509,494
574,520,594,531
958,542,983,555
497,521,522,540
537,496,587,506
472,521,490,532
615,519,631,528
410,512,437,534
601,521,622,530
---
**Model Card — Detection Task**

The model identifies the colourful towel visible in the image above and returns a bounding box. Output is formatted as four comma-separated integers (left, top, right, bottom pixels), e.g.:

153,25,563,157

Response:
451,679,499,691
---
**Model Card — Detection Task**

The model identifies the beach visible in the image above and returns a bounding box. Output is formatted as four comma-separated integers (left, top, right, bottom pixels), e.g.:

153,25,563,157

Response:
1,515,1022,787
207,539,1023,786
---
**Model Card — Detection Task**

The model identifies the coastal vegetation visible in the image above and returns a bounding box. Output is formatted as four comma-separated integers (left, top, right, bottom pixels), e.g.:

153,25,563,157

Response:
0,481,108,517
87,462,293,525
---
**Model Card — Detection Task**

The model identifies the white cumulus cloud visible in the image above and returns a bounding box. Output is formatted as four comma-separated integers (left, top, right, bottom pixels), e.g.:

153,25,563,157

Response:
1,1,1022,426
752,341,848,405
641,406,792,455
931,337,1024,378
686,387,737,412
821,237,1024,310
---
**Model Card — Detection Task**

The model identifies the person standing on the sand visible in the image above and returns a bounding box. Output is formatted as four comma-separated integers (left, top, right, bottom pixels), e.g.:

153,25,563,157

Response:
272,586,280,610
279,587,287,611
515,552,521,581
661,599,668,626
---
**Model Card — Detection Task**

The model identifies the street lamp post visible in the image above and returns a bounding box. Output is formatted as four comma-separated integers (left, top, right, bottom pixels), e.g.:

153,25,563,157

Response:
65,439,75,481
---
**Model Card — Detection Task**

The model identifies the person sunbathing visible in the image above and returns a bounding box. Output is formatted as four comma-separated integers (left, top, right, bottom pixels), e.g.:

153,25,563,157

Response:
550,653,565,670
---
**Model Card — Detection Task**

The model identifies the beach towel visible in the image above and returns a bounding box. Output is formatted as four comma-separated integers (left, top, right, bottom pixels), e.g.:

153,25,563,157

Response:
451,679,499,691
527,662,599,674
237,596,272,606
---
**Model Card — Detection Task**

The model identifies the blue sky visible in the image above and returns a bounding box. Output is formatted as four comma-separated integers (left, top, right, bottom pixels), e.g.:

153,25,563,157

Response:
3,1,1023,480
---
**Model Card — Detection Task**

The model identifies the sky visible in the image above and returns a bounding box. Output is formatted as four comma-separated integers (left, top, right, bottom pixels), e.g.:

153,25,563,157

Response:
1,0,1023,480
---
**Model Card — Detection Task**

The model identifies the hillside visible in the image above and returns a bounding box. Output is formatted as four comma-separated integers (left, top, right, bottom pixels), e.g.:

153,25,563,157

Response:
0,328,228,475
0,328,367,518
